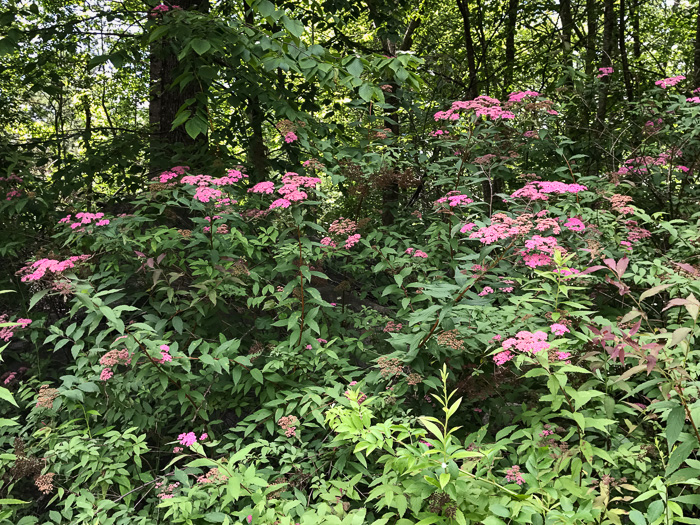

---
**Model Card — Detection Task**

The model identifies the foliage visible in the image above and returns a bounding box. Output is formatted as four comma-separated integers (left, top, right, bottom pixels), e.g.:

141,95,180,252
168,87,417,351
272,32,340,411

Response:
2,0,700,524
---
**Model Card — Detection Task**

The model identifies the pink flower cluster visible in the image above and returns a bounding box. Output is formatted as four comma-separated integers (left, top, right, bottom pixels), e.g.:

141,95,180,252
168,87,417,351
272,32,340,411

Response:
510,181,588,201
434,95,515,121
434,191,473,207
158,344,172,363
156,481,180,499
150,4,180,16
284,131,298,143
178,431,207,447
429,130,449,137
249,172,321,211
17,255,90,283
478,286,494,296
655,75,685,89
550,323,569,336
278,415,299,437
508,90,540,102
564,217,585,232
157,166,189,183
520,235,566,268
329,217,357,235
467,212,565,247
59,212,110,230
0,315,32,342
176,169,247,203
405,247,428,258
502,330,550,354
383,320,403,333
597,67,614,78
321,217,362,250
505,465,524,485
99,348,131,381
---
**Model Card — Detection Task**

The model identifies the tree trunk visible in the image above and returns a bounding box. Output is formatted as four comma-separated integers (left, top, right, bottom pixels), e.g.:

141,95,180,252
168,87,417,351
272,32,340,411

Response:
503,0,519,98
456,0,479,99
149,0,209,171
694,0,700,86
619,0,634,101
560,0,573,71
585,0,597,75
596,0,615,125
380,18,421,226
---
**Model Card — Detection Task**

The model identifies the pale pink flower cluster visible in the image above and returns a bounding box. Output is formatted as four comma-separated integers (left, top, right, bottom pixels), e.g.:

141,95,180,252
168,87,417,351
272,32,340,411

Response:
478,286,494,296
383,320,403,333
624,220,651,243
434,191,473,207
502,330,550,354
322,218,361,250
505,465,524,485
468,212,565,247
99,348,131,381
0,315,31,342
554,267,580,277
460,222,476,233
155,481,180,499
617,150,682,175
196,468,228,484
597,67,614,78
429,129,449,137
329,217,357,235
556,351,571,361
284,131,298,143
655,75,685,88
278,415,299,437
686,97,700,103
510,181,587,201
550,323,569,336
508,90,540,102
17,255,90,282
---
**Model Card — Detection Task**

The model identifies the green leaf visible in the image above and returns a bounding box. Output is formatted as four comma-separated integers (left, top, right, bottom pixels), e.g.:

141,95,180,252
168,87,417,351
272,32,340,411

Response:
0,386,17,407
281,15,303,38
358,83,374,102
251,369,264,384
204,511,227,522
647,500,664,523
666,406,685,447
628,510,646,525
0,499,29,505
347,58,364,78
191,39,211,56
666,439,697,476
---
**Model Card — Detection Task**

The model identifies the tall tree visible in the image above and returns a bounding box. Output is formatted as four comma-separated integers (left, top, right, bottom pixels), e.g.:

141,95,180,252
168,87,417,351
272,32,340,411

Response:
456,0,479,98
596,0,615,124
503,0,519,97
149,0,210,170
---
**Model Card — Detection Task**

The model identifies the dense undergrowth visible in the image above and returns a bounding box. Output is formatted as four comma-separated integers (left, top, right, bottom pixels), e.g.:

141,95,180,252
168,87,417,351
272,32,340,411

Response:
2,68,700,524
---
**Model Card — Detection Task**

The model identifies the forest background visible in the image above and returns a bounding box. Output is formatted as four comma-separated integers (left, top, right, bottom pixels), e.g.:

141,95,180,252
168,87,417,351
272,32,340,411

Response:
2,0,700,524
